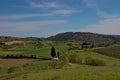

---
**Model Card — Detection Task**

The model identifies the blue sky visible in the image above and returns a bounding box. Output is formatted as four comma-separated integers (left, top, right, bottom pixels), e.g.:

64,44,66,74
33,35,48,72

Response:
0,0,120,37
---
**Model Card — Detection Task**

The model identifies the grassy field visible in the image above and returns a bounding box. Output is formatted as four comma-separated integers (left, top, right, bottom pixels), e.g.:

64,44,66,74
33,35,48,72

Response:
0,50,120,80
0,44,69,57
0,41,69,77
94,45,120,59
0,42,120,80
11,66,120,80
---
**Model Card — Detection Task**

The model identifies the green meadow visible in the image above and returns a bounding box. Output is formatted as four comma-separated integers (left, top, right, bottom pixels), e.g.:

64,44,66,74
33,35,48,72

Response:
0,41,120,80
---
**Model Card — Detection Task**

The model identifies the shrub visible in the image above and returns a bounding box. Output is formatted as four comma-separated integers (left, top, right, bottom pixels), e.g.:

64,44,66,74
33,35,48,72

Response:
68,53,82,63
85,57,106,66
67,52,106,66
5,54,10,58
19,54,24,58
30,55,37,59
51,60,65,69
59,53,69,64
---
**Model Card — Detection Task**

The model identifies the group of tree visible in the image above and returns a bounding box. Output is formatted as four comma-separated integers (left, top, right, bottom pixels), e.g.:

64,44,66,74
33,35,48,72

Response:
0,42,12,50
3,54,37,59
81,42,94,49
29,41,44,49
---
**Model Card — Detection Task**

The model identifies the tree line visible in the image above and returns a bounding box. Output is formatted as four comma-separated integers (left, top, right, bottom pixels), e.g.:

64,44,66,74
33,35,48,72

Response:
2,54,37,59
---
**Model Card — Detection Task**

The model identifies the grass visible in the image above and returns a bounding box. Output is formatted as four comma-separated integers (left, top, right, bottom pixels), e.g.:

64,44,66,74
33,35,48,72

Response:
10,66,120,80
66,50,120,66
0,42,120,80
0,45,69,57
94,45,120,59
0,41,69,76
0,60,52,76
2,49,120,80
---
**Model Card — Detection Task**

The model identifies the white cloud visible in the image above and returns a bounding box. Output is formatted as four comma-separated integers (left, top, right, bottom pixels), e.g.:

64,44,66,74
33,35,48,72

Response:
0,20,67,30
0,14,40,19
83,0,120,19
83,0,99,9
4,0,79,20
96,10,120,19
81,18,120,35
0,9,77,19
52,9,78,15
26,0,59,8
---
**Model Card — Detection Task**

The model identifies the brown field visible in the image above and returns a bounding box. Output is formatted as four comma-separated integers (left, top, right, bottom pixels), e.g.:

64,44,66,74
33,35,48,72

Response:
0,59,38,67
4,40,26,45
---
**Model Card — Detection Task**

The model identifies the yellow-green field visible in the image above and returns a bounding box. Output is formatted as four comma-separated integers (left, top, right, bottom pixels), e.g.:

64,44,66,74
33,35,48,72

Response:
0,43,120,80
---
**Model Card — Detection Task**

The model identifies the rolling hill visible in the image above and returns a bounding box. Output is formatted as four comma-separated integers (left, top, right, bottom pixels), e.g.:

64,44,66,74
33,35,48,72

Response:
47,32,120,43
0,32,120,43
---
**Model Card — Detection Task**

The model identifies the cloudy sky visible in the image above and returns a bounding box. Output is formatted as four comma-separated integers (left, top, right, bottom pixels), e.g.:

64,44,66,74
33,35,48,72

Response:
0,0,120,37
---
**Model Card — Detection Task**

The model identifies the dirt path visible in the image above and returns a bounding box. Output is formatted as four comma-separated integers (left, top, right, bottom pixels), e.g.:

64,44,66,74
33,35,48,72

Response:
68,63,79,68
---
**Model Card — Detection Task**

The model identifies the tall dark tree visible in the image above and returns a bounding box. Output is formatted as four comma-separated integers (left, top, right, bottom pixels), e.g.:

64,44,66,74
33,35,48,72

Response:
51,46,56,58
57,52,60,58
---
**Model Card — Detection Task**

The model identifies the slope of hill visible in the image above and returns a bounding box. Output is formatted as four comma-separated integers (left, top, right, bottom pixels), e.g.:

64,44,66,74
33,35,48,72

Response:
0,36,43,42
0,36,20,42
94,45,120,59
6,50,120,80
47,32,120,43
0,32,120,43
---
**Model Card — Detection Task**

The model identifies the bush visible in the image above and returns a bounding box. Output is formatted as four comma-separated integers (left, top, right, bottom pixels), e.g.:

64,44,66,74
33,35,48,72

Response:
85,57,106,66
68,53,106,66
68,53,82,63
51,60,65,69
59,53,69,64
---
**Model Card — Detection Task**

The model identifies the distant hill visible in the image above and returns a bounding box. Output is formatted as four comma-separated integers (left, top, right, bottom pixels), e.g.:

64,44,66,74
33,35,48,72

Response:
47,32,120,43
0,36,21,42
0,36,43,42
0,32,120,43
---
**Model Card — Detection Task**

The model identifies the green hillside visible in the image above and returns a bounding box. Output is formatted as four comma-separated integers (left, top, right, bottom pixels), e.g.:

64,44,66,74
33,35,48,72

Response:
94,45,120,59
48,32,120,43
8,50,120,80
0,39,120,80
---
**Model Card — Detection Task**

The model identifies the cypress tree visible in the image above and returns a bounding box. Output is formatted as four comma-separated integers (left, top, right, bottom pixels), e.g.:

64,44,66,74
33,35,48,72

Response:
57,52,60,58
51,46,56,58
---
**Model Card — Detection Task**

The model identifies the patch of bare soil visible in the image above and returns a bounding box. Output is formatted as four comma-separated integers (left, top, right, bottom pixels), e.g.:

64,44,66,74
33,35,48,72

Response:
4,40,26,45
0,73,22,80
0,59,38,67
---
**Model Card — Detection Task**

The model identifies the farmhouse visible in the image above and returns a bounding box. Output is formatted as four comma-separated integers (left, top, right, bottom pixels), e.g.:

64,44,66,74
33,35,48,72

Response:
81,42,93,48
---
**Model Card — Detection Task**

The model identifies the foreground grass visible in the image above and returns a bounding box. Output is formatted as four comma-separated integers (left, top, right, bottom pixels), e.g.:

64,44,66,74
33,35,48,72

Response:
11,65,120,80
0,60,52,76
0,44,120,80
0,50,119,80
